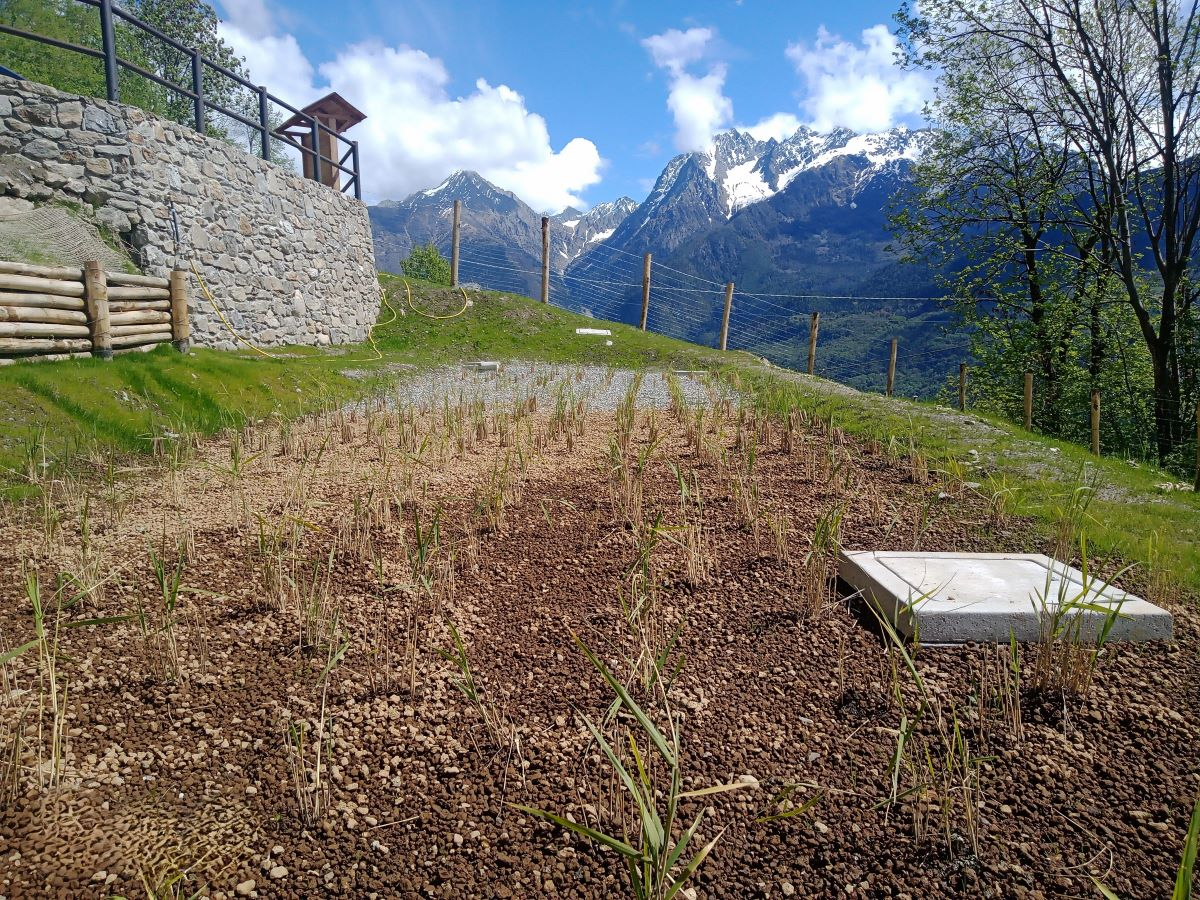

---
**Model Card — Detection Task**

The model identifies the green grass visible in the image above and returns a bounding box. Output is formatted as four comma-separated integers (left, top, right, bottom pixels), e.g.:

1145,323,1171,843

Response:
1,273,1196,597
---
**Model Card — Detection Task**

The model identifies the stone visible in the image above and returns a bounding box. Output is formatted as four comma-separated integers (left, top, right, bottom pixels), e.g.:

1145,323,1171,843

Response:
235,879,255,895
837,551,1173,643
82,106,119,134
269,866,287,879
57,101,82,128
22,138,60,160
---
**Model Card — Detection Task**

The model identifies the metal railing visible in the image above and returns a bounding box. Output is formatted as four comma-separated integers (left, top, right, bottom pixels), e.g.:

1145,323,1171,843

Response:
0,0,362,199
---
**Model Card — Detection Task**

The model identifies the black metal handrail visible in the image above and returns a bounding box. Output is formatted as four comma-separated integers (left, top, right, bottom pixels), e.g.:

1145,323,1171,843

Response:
0,0,362,199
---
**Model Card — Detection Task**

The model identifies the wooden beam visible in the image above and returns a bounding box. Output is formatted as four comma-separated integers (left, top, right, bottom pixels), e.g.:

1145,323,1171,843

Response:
0,293,86,312
719,282,734,351
886,338,898,397
84,261,112,360
640,253,651,331
0,306,87,326
170,269,190,353
0,273,85,297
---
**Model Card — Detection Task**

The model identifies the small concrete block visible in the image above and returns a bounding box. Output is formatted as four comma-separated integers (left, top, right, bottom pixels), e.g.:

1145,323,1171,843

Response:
463,360,500,372
575,328,612,336
838,551,1172,643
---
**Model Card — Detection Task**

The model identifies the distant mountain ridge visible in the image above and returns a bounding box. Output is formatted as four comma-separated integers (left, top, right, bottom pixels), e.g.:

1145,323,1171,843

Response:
367,125,964,396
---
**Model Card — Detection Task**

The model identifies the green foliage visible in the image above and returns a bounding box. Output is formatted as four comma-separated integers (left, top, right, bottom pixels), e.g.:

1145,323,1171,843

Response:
0,0,294,169
400,244,452,286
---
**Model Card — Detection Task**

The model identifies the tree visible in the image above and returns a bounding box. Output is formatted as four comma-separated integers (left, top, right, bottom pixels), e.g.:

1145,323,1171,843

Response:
0,0,293,169
897,0,1200,464
401,244,452,286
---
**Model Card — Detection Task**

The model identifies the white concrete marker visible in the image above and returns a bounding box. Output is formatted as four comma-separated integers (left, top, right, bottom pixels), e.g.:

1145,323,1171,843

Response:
575,328,612,336
464,361,500,372
838,551,1172,643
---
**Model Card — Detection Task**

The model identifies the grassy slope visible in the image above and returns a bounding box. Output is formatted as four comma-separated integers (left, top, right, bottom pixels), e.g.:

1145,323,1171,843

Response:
0,274,1196,593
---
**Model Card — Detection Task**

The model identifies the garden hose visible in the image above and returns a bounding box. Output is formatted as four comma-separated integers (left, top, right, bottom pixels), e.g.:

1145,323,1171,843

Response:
189,259,279,359
403,279,470,320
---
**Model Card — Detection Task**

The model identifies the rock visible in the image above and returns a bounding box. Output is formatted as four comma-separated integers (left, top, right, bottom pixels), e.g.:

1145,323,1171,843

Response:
782,883,796,896
269,865,288,879
235,879,256,895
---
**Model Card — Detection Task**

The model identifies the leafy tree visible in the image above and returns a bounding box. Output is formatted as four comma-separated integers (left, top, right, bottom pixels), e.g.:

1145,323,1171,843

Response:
896,0,1200,466
401,243,452,286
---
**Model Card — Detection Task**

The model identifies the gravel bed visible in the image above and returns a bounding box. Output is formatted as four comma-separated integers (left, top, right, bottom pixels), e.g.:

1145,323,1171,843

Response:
372,362,730,413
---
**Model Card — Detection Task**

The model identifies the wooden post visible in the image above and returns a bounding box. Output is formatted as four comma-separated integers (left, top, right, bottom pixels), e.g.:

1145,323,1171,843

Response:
886,338,898,397
807,311,819,375
169,269,190,353
1024,372,1034,430
1091,390,1101,455
719,282,734,351
450,199,461,288
540,216,550,304
958,363,967,411
1194,396,1199,493
640,253,651,331
83,261,112,360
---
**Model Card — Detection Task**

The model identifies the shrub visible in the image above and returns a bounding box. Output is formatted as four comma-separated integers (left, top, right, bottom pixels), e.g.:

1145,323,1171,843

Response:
401,243,451,286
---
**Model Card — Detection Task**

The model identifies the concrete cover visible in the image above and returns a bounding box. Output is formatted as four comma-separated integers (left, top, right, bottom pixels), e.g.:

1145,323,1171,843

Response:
838,551,1172,643
575,328,612,336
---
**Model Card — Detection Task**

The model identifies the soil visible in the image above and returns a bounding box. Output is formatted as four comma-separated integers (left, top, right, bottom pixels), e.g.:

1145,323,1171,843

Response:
0,370,1197,899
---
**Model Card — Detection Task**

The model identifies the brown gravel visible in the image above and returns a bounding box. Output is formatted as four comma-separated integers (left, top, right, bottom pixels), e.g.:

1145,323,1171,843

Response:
0,384,1197,900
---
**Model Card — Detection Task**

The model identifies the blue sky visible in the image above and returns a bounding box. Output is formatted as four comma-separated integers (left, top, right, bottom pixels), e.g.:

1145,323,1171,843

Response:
214,0,932,209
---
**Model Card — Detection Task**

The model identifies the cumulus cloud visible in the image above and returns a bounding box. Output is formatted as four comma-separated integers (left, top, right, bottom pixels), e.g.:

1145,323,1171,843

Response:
742,112,803,142
641,27,732,152
785,25,932,132
215,3,604,208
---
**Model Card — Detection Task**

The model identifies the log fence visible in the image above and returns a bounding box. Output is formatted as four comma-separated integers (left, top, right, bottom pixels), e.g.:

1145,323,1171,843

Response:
0,260,189,364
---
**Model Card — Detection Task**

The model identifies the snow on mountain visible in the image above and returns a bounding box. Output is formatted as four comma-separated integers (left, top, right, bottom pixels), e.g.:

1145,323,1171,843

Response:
552,197,637,265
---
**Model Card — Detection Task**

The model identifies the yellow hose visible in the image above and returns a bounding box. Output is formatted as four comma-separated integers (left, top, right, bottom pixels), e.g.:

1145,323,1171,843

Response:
189,260,278,359
404,279,469,319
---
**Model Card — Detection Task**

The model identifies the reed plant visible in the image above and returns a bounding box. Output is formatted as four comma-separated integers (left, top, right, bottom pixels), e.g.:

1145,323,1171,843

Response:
514,635,747,900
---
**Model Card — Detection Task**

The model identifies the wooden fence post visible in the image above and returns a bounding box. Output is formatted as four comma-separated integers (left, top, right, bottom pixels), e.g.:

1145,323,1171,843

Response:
886,337,898,397
719,282,734,351
83,260,112,360
958,363,967,411
807,311,819,375
1194,396,1199,492
450,199,461,288
640,253,651,331
1091,390,1101,455
1024,372,1034,430
540,216,550,304
169,269,190,353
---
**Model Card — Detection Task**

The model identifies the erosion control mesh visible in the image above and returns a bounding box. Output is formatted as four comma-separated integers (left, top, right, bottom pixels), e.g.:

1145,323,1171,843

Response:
0,205,128,269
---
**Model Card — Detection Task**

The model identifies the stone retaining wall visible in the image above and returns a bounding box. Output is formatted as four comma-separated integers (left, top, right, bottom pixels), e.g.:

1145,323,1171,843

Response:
0,77,381,348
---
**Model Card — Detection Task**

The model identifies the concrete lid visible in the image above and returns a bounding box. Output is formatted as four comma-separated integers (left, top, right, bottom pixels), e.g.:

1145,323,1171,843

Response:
838,550,1173,643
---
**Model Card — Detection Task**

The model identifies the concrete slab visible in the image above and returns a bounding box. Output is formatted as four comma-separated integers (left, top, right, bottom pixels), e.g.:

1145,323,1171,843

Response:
575,328,612,336
838,551,1172,643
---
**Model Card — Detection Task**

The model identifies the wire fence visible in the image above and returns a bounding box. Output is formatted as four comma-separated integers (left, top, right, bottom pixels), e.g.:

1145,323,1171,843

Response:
430,206,1199,483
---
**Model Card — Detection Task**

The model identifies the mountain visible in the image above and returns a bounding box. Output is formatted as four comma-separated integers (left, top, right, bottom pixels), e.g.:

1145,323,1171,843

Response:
552,198,638,267
369,172,637,298
366,126,965,397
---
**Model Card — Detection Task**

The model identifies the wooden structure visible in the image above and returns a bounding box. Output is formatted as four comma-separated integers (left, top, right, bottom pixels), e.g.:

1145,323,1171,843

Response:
275,93,366,191
0,260,188,364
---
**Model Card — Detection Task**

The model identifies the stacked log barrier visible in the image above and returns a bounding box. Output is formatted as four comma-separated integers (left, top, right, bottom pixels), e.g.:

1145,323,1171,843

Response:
0,260,187,363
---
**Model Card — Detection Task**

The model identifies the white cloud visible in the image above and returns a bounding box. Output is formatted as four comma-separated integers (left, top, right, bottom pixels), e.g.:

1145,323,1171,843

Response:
641,27,732,152
786,25,932,132
215,6,604,209
642,27,714,75
742,112,803,142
